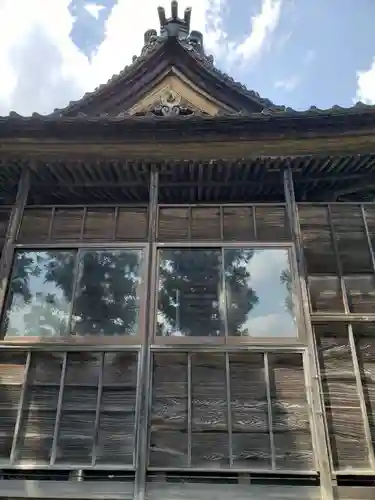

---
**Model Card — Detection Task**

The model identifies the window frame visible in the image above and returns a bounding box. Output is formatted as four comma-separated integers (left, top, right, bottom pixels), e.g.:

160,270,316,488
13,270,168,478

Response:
1,242,149,346
152,241,306,346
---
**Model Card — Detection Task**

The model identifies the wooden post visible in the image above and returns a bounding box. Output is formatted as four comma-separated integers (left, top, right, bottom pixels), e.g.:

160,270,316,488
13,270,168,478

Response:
134,165,159,500
283,167,335,500
0,167,30,320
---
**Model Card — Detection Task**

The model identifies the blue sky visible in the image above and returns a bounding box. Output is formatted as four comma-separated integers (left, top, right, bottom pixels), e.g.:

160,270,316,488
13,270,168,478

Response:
0,0,374,115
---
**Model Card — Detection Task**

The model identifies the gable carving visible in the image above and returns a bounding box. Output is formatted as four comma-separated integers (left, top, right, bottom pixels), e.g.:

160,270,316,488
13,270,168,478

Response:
128,73,233,117
134,89,201,117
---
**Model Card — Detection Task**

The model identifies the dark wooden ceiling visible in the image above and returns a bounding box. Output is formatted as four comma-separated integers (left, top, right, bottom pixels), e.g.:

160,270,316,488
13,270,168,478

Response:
1,156,374,205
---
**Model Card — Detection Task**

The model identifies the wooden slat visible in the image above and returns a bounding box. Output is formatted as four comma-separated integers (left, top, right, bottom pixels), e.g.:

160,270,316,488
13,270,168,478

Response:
229,352,271,469
316,327,370,470
18,209,51,243
331,204,372,274
116,207,148,240
0,479,133,499
83,208,114,240
298,204,337,274
223,206,255,241
255,205,289,242
268,353,313,470
146,482,320,500
52,208,83,241
158,207,189,241
191,207,221,240
309,275,345,313
150,353,188,467
344,275,375,314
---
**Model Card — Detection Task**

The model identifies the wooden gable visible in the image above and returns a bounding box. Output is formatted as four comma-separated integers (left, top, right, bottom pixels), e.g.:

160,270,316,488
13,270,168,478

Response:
128,69,234,116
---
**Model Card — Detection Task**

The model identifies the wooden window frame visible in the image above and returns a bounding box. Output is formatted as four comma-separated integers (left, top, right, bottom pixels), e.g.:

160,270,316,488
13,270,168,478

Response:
0,242,150,346
151,241,306,346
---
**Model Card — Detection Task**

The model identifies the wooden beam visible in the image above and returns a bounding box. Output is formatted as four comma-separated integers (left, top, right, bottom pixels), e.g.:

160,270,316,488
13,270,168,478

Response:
134,166,159,500
283,167,335,500
1,133,375,161
0,167,30,317
0,479,133,499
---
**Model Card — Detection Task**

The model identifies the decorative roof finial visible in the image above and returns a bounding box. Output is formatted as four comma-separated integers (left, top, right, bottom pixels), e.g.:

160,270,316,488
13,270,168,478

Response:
141,2,211,62
158,1,191,38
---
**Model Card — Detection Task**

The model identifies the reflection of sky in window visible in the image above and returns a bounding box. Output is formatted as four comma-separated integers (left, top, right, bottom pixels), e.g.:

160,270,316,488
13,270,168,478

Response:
239,249,297,337
157,248,297,338
5,252,73,337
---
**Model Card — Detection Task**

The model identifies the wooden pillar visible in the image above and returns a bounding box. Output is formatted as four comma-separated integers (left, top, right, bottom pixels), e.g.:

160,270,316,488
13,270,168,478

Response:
134,165,159,500
283,167,335,500
0,167,30,317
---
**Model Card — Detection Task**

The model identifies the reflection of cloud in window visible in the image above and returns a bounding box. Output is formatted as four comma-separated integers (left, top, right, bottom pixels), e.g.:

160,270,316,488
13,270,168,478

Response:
239,249,297,337
6,253,71,337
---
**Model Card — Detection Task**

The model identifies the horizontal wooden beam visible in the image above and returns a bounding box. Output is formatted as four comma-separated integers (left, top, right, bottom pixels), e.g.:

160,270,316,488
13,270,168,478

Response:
0,480,133,499
1,133,375,161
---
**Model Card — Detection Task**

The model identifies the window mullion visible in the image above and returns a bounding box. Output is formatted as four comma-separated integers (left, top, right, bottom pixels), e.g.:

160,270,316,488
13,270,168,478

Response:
66,249,83,336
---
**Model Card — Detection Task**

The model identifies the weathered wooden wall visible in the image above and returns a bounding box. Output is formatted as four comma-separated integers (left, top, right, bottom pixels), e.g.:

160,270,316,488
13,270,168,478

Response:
1,176,375,499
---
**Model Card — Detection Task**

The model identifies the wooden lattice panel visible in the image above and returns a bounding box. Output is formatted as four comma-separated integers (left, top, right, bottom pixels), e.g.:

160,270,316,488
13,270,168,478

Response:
0,350,139,468
18,206,149,243
157,205,290,242
149,351,313,472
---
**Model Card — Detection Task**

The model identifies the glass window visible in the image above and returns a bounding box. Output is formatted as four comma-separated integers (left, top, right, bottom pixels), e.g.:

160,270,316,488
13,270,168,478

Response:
3,251,75,337
3,248,144,338
157,249,224,337
157,248,297,339
71,249,143,336
224,248,297,337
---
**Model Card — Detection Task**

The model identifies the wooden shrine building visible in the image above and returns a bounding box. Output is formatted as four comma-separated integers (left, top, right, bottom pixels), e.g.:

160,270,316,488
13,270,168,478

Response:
1,2,375,499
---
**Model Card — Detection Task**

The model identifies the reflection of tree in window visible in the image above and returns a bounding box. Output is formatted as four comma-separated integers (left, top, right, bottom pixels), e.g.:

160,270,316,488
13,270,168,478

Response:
71,250,141,335
157,248,296,338
280,268,294,317
3,249,143,337
3,251,75,337
157,249,257,337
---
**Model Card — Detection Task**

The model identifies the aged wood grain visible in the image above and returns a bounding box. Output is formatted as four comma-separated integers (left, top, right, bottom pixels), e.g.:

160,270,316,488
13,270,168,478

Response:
268,353,314,470
330,204,372,274
298,204,337,274
157,205,288,242
0,479,134,499
232,432,271,469
83,208,114,240
150,430,189,467
317,332,370,470
308,275,345,313
344,275,375,314
28,352,64,384
150,353,188,466
55,410,96,464
18,206,149,243
146,482,320,500
64,352,101,386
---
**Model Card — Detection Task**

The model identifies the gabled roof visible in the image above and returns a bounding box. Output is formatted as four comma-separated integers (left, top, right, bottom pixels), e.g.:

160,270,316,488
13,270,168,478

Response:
1,1,375,122
50,1,278,119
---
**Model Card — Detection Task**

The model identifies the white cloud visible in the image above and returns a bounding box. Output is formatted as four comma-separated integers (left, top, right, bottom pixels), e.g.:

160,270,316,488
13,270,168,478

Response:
231,0,283,65
84,3,105,20
274,75,300,92
0,0,283,116
356,57,375,104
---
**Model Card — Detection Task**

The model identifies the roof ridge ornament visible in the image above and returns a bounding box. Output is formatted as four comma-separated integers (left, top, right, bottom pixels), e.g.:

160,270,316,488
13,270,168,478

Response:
158,1,191,38
141,2,206,59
